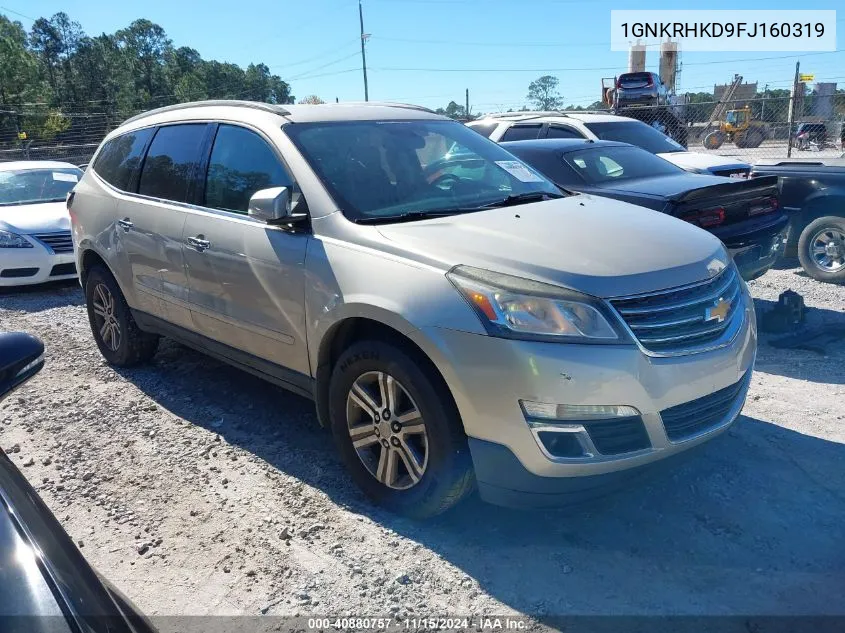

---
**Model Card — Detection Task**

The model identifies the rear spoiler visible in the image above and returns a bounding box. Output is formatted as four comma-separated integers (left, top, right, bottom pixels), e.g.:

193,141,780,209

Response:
669,175,778,204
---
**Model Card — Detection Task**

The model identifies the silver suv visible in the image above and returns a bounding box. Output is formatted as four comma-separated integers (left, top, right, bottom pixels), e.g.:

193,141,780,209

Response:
70,101,756,517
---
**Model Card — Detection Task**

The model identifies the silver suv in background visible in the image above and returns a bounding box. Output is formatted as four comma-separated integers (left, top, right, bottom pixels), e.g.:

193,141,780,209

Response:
467,112,753,178
70,101,756,516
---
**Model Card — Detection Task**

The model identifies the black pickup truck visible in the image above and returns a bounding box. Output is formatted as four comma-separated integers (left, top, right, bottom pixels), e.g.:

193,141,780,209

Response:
751,159,845,283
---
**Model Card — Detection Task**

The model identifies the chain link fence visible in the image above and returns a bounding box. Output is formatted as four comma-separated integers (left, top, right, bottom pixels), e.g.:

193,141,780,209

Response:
1,93,843,167
584,92,845,161
0,109,136,166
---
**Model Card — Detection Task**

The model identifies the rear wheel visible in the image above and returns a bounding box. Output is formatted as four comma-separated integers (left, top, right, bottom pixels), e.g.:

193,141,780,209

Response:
84,265,159,366
745,128,765,148
328,340,474,518
797,216,845,283
704,131,725,150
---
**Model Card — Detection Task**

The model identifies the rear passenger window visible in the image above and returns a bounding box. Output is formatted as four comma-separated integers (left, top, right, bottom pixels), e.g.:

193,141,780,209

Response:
203,125,291,214
93,128,154,191
138,124,208,203
547,126,582,139
500,125,542,141
466,122,499,138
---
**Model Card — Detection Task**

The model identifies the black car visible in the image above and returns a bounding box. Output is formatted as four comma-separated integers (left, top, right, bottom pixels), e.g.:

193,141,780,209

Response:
0,332,155,633
751,158,845,283
615,72,669,108
502,139,788,281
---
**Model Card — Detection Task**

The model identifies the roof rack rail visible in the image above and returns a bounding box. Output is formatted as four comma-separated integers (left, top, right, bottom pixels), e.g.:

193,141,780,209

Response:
333,101,437,114
484,110,571,119
122,100,291,125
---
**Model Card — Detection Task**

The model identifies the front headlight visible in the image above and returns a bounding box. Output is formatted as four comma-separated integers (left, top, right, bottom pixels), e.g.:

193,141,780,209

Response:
0,230,34,249
447,265,623,342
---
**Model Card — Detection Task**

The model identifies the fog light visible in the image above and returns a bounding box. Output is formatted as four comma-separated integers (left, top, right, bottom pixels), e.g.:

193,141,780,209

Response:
520,401,640,421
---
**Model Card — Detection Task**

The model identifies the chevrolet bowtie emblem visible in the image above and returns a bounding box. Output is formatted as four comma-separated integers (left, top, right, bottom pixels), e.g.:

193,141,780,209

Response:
705,297,731,323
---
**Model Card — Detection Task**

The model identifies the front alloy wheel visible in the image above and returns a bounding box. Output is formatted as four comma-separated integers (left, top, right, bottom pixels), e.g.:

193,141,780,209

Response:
346,371,428,490
92,283,121,351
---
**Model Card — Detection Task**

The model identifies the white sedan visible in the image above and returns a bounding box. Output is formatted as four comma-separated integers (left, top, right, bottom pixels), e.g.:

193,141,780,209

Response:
0,161,82,286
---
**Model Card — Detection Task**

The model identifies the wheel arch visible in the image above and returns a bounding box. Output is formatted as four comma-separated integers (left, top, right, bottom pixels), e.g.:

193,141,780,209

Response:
785,192,845,254
313,315,457,430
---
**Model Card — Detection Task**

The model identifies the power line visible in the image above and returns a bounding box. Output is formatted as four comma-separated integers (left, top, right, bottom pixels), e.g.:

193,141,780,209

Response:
287,50,362,80
266,40,360,71
0,4,36,21
369,49,844,74
370,35,661,48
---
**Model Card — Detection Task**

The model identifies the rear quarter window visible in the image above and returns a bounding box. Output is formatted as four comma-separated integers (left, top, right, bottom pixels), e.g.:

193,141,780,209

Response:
466,122,499,138
500,124,543,142
92,128,155,191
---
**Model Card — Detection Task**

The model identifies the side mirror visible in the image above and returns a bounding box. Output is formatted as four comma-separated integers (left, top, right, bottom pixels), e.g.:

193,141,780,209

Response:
0,333,45,401
248,187,292,224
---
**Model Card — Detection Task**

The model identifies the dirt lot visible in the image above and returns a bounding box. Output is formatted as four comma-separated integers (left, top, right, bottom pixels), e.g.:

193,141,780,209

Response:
1,262,844,622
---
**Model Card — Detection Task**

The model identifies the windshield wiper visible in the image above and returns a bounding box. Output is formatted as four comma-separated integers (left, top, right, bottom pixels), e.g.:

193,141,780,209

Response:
477,191,567,209
353,210,460,225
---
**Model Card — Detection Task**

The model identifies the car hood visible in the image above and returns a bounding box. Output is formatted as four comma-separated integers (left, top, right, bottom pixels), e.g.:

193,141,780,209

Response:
0,201,70,234
376,195,729,298
658,151,750,172
594,173,734,198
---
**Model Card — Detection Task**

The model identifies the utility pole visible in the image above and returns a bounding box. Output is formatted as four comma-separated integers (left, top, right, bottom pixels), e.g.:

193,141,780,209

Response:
761,83,768,121
787,62,799,158
359,0,369,102
465,89,469,118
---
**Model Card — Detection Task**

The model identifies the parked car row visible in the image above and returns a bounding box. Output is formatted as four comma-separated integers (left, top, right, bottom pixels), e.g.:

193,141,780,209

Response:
0,100,842,522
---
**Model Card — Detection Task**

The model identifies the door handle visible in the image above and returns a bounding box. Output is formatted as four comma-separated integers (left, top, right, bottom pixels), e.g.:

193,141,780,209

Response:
117,218,133,232
186,236,211,251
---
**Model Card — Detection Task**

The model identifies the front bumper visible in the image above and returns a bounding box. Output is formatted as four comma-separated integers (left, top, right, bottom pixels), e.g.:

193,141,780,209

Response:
0,245,77,287
409,291,756,507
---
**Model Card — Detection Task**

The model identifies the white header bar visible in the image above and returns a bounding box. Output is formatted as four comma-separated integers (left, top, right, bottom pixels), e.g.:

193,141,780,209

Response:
610,10,837,52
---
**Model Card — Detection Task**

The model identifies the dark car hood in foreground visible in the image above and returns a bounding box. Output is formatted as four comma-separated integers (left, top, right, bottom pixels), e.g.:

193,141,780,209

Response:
0,449,156,631
377,195,728,298
594,173,778,202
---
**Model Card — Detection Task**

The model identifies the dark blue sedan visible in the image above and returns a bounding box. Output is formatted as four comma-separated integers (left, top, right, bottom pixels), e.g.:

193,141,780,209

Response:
501,139,789,281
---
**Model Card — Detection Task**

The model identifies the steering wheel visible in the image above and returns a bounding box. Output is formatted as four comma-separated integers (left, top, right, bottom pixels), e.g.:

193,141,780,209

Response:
429,172,461,190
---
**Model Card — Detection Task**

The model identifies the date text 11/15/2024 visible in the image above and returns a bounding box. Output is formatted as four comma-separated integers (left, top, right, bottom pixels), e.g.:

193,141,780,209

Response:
306,617,531,630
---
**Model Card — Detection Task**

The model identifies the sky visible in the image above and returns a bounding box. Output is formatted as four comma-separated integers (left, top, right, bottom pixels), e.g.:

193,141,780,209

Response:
5,0,844,113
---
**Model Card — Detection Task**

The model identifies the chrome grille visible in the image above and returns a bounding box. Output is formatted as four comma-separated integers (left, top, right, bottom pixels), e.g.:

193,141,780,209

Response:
32,231,74,254
609,266,743,355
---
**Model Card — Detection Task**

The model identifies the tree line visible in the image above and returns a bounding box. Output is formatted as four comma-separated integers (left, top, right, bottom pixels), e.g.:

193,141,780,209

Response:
0,12,295,143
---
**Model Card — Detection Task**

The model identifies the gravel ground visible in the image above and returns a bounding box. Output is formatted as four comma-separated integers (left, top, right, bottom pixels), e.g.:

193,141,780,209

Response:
0,261,843,623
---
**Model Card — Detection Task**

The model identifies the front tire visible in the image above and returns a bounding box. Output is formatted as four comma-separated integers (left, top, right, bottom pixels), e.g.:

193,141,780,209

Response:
704,131,725,150
85,265,159,366
797,216,845,283
328,340,474,518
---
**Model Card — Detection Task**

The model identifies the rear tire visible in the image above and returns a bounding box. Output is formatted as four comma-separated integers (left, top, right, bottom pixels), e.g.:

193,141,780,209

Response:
745,128,765,148
797,216,845,284
328,340,474,518
85,265,159,366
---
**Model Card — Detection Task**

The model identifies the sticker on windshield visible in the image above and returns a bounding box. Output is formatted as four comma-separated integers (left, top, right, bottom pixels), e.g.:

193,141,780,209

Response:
52,172,78,183
494,161,544,182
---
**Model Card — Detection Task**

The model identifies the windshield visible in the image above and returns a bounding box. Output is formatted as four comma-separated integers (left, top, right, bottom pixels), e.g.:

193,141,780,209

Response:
563,145,682,184
0,168,82,206
284,119,561,222
585,121,685,154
